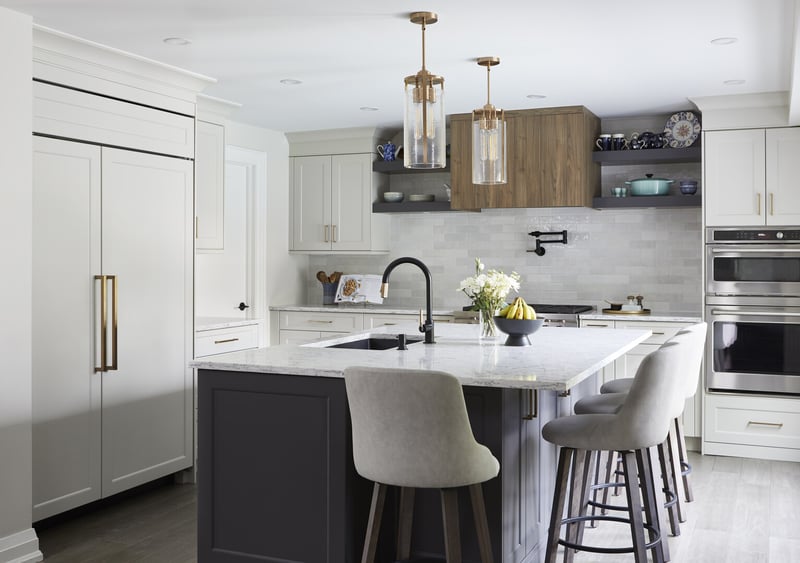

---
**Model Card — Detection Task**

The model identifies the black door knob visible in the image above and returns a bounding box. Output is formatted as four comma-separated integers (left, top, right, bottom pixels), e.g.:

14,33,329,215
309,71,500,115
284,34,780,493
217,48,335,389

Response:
238,302,250,311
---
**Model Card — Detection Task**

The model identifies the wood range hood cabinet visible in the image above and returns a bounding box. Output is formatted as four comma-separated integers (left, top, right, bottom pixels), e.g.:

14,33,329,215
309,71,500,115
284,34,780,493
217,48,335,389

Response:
450,106,601,209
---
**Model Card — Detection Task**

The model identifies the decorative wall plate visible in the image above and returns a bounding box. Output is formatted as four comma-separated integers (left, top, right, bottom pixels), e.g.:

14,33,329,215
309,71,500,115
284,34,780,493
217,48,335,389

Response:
663,111,701,148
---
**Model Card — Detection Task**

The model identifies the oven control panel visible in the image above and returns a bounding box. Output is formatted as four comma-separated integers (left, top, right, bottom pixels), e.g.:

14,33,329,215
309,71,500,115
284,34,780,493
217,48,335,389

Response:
710,228,800,242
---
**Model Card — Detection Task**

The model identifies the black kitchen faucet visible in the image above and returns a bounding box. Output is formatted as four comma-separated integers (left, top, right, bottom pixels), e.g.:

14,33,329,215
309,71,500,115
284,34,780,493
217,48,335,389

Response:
380,257,434,344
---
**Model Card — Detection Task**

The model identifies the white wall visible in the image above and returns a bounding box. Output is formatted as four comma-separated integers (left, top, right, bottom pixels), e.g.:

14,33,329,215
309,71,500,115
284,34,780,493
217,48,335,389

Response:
224,121,307,337
0,7,40,563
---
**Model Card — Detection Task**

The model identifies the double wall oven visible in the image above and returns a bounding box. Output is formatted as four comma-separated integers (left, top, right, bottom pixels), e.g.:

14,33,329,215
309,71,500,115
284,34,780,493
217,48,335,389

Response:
705,227,800,395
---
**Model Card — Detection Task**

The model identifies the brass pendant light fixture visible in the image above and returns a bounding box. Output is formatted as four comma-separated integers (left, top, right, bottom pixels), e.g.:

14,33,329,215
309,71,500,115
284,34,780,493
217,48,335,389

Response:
404,11,446,169
472,57,507,185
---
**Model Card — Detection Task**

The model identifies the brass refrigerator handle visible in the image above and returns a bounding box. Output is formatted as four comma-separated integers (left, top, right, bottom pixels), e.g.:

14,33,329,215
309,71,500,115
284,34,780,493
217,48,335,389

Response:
108,275,118,371
332,224,337,242
94,275,107,372
324,224,330,243
770,192,775,216
757,192,761,215
522,389,538,420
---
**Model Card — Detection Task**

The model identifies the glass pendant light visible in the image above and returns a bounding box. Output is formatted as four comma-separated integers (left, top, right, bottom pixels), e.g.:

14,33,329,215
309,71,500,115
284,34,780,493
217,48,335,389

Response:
404,12,446,169
472,57,507,185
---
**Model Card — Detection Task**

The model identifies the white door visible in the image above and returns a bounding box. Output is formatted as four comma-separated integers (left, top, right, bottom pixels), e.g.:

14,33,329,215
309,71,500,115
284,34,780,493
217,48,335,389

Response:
100,147,193,495
704,129,766,226
331,154,370,251
292,155,331,250
195,154,249,317
766,128,800,226
32,137,103,520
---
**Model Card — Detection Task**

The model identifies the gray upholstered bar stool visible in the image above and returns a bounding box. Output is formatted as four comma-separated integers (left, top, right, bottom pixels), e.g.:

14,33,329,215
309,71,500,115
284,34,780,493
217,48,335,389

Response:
597,323,707,507
542,338,692,563
344,366,500,563
573,323,707,533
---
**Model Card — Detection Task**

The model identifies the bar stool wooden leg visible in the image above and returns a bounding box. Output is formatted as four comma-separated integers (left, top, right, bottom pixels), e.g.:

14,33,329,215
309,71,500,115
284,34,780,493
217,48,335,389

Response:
361,482,387,563
441,488,462,563
545,447,574,563
675,417,694,502
638,447,668,563
657,439,682,535
469,483,495,563
620,451,648,563
396,487,415,560
574,450,598,550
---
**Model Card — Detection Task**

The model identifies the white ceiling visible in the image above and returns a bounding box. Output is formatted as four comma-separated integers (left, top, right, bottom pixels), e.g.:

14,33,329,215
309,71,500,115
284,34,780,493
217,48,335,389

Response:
3,0,797,132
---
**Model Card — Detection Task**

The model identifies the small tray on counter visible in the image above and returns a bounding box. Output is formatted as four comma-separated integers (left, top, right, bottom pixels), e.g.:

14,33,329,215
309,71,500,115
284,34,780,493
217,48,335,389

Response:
601,308,651,315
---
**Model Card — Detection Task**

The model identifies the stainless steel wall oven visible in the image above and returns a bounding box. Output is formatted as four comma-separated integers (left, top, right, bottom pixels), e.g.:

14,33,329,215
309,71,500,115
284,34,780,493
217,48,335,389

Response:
705,227,800,396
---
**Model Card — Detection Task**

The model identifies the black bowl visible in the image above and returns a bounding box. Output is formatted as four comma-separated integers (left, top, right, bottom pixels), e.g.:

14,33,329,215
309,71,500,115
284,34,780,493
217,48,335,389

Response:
493,317,544,346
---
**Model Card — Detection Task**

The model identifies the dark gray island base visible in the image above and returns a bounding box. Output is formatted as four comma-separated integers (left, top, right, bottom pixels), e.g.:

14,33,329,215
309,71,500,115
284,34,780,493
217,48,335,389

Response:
197,368,597,563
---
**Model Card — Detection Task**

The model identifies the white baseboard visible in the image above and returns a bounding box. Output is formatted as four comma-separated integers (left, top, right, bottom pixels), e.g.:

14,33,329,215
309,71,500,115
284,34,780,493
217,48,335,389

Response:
0,528,42,563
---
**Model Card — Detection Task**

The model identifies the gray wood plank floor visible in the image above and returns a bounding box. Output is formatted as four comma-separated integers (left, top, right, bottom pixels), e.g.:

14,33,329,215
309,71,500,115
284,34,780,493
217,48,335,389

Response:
35,453,799,562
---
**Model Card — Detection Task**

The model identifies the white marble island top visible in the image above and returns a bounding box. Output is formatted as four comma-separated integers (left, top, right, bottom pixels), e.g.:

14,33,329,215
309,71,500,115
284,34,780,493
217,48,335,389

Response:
191,323,650,392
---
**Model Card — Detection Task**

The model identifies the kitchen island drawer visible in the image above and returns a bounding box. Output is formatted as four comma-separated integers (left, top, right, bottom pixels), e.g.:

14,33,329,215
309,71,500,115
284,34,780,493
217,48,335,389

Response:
705,394,800,450
279,310,363,333
614,320,683,345
196,324,259,357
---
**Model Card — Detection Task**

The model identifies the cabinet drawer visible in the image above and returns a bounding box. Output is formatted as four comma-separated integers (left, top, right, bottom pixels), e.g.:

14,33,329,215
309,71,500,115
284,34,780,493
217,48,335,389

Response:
580,320,614,329
705,394,800,450
613,321,685,345
365,313,455,329
279,311,363,333
195,324,259,357
33,81,194,158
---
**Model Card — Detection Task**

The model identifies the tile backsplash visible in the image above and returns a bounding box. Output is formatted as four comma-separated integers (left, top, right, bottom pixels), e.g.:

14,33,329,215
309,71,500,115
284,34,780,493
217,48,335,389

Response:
306,205,702,314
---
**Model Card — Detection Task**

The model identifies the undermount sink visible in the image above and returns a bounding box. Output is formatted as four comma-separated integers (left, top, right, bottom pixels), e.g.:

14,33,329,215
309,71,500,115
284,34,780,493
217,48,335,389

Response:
324,336,423,350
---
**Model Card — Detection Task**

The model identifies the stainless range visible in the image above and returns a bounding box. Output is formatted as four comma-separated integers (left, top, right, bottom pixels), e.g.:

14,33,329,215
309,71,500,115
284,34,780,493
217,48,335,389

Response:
530,304,595,328
705,227,800,396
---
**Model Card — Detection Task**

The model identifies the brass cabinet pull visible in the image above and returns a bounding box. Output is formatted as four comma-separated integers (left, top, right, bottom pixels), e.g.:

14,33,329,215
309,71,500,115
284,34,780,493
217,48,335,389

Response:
214,337,240,344
584,323,611,328
94,275,118,372
95,275,107,372
308,319,334,324
652,332,665,335
770,192,775,216
757,192,762,215
332,224,338,242
108,275,118,371
522,389,538,420
747,420,783,429
324,224,330,243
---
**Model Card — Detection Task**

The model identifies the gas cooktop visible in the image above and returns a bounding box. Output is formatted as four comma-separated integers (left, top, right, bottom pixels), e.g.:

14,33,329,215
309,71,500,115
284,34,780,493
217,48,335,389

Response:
529,304,594,315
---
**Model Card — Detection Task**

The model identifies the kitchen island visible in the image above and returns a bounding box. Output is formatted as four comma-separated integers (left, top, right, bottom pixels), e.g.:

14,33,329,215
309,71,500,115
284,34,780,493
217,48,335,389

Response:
192,323,650,563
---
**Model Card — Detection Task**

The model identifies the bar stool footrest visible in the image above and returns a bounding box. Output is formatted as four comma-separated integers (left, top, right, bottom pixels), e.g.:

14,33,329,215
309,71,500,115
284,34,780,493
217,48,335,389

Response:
559,514,662,555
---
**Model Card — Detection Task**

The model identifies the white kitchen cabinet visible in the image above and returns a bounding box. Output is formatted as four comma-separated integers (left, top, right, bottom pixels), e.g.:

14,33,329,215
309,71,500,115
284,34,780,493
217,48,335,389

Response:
195,119,225,250
579,318,700,438
705,128,800,226
364,313,455,329
704,393,800,462
195,322,260,357
32,136,194,520
290,154,389,252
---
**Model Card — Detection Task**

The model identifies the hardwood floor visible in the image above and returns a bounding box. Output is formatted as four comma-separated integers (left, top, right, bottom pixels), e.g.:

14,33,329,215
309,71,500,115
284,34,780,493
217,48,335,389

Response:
34,453,799,562
35,480,196,562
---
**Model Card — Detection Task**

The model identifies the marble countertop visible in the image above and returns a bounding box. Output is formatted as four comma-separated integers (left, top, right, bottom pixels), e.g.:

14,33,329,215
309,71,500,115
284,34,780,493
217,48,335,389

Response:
580,312,702,323
270,303,458,316
190,322,650,392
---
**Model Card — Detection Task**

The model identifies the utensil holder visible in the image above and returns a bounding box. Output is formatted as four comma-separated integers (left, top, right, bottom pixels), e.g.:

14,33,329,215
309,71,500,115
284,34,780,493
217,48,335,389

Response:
322,283,337,305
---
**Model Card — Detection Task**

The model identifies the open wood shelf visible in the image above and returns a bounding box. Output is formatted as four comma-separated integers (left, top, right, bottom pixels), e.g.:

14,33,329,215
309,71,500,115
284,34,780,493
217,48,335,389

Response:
592,145,701,165
593,194,701,209
372,200,478,213
372,159,450,174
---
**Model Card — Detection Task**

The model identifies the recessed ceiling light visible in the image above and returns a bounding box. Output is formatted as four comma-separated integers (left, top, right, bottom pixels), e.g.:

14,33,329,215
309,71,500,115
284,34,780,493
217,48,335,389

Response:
280,79,303,86
710,37,738,45
724,79,746,86
526,94,547,99
359,107,379,112
163,37,191,46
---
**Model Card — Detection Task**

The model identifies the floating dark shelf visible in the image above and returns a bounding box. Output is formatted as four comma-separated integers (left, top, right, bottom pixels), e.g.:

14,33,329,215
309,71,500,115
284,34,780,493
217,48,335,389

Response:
372,159,450,174
592,145,701,165
593,195,702,209
372,201,478,213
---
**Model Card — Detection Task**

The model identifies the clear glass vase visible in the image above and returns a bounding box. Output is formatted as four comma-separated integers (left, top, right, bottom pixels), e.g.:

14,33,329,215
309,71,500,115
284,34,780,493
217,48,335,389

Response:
478,309,498,339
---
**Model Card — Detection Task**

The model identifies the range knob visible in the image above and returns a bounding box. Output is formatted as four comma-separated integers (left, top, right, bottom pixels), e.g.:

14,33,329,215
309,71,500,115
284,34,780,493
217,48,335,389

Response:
777,232,785,240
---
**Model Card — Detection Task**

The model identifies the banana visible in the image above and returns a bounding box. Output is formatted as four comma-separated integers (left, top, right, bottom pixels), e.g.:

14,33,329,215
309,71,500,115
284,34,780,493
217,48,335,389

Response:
528,305,537,320
516,301,524,319
506,301,519,319
498,303,512,317
523,304,533,320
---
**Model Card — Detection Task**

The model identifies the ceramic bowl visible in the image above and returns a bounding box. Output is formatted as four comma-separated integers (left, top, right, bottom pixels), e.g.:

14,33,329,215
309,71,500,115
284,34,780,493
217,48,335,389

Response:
679,181,698,195
625,174,673,196
493,317,544,347
382,191,404,203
